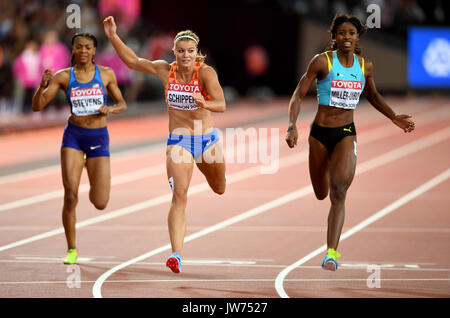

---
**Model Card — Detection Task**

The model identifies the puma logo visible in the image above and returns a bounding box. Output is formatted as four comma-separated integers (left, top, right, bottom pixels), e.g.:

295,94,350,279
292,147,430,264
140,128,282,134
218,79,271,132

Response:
343,127,352,133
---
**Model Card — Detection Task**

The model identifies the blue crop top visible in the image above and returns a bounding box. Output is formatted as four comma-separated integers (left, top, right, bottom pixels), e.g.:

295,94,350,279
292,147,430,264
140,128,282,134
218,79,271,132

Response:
66,65,107,116
317,51,365,109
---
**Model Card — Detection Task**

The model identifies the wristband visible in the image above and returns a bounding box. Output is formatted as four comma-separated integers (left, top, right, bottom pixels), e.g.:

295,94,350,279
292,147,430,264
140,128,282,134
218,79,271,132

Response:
287,126,297,132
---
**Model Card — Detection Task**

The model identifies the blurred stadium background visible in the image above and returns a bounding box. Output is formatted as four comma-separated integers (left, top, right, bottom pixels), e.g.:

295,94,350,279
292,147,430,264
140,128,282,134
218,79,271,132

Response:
0,0,448,133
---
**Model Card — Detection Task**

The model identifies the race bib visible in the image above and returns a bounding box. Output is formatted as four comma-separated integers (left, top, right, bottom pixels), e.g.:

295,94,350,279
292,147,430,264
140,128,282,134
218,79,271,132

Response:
166,83,200,111
70,86,104,116
329,80,363,110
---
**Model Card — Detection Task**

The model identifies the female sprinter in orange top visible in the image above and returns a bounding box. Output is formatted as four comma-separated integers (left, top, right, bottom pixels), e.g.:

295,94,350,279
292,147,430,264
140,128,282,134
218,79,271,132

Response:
285,14,415,271
32,33,127,264
103,16,226,274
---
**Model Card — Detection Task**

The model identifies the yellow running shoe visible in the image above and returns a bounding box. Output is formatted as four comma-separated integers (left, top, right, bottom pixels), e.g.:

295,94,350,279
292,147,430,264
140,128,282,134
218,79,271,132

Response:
321,248,341,271
63,248,78,264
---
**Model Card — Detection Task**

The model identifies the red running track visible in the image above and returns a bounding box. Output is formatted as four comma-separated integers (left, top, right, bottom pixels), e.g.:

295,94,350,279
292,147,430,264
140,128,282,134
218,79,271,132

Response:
0,96,449,298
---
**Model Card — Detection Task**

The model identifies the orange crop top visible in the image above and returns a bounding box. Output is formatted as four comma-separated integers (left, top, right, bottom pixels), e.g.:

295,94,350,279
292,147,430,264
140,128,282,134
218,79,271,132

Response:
165,61,211,110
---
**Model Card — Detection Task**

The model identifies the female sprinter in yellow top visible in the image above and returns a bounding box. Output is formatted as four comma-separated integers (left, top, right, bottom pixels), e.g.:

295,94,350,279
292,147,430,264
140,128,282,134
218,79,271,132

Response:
103,16,226,274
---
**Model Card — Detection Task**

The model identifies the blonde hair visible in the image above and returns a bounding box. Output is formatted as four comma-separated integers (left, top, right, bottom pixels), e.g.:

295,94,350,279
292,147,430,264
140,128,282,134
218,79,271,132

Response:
173,30,206,62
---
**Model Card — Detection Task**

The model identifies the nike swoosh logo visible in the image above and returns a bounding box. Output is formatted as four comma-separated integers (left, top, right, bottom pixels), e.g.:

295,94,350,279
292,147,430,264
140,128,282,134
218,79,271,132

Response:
350,74,357,79
90,145,101,150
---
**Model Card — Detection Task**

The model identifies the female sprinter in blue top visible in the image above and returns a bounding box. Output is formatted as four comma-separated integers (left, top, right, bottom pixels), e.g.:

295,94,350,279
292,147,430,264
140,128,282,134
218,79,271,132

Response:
285,14,415,271
32,33,127,264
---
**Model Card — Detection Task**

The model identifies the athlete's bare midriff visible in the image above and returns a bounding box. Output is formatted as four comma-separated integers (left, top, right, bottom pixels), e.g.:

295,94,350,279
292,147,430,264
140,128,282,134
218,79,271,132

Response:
314,104,355,127
68,113,107,129
168,107,214,134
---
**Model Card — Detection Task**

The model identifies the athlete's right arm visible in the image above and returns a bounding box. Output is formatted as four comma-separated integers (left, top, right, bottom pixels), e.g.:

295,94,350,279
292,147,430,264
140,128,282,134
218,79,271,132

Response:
103,16,168,77
32,69,66,112
286,54,325,148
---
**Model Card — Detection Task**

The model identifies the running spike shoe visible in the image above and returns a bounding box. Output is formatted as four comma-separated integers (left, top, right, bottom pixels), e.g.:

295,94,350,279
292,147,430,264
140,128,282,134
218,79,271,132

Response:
166,252,182,274
321,248,341,271
63,248,78,264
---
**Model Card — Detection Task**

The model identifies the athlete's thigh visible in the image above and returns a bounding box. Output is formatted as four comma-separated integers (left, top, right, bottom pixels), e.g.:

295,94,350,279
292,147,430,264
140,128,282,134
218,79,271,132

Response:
195,143,226,184
308,135,330,193
166,145,195,195
86,156,111,196
329,136,357,187
61,147,85,192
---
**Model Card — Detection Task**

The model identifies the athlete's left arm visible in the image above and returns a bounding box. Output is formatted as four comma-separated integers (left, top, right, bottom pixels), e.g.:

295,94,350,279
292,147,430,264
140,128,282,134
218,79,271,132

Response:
99,67,127,115
363,59,415,133
193,65,226,112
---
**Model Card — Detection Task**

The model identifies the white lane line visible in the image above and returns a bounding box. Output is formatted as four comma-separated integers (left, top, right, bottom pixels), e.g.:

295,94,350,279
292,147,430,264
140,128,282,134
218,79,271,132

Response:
1,126,447,255
0,147,303,253
2,278,449,286
3,225,449,233
0,164,166,212
0,141,165,185
14,256,93,262
0,125,280,212
274,168,450,298
2,107,446,214
0,166,60,185
4,225,448,233
92,127,450,298
2,259,449,271
6,261,449,271
356,127,450,174
0,102,445,186
0,118,406,250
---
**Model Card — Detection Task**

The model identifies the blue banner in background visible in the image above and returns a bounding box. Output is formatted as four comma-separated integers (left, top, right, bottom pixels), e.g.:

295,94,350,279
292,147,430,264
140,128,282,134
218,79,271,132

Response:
408,27,450,88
